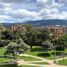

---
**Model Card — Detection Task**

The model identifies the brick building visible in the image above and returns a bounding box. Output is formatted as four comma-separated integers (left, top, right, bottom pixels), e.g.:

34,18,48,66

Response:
11,24,26,32
48,26,64,39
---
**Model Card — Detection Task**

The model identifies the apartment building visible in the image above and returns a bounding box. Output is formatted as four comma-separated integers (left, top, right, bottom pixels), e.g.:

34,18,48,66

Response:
11,24,26,32
48,26,64,39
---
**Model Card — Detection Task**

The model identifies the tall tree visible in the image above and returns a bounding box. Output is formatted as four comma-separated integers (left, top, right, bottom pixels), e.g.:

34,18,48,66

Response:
4,38,30,59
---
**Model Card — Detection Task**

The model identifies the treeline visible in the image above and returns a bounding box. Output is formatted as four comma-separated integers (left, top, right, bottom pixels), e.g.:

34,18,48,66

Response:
0,24,67,51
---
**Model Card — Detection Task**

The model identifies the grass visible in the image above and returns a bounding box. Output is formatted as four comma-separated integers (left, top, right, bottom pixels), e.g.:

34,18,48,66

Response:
21,65,40,67
0,47,13,63
32,62,49,65
0,64,21,67
27,46,67,60
17,56,40,61
27,51,57,60
0,47,40,62
26,46,55,60
0,64,40,67
0,46,67,61
0,47,9,63
57,59,67,66
0,58,7,63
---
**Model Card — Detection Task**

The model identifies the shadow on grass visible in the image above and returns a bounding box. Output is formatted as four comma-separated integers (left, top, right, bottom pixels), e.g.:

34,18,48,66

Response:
31,47,43,52
51,52,65,56
0,56,14,59
37,53,51,57
0,64,21,67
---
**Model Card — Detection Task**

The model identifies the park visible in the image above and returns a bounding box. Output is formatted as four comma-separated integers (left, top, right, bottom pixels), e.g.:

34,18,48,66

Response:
0,24,67,67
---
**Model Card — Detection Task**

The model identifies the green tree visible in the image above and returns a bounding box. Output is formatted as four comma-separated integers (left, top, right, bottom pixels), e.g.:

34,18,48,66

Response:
41,41,54,51
56,34,67,49
17,38,30,51
2,29,15,40
21,25,51,49
4,38,30,59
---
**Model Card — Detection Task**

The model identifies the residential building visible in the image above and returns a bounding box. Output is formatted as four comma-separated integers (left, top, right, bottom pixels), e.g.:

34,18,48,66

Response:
48,26,64,39
11,24,26,32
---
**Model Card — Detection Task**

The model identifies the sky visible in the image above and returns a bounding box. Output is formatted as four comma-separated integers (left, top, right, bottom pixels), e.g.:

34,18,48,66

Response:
0,0,67,23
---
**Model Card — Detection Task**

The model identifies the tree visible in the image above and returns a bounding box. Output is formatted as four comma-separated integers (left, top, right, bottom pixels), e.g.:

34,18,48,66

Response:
17,38,30,51
53,34,67,61
56,34,67,49
4,38,30,59
0,40,10,47
21,25,35,49
2,29,15,40
41,41,54,51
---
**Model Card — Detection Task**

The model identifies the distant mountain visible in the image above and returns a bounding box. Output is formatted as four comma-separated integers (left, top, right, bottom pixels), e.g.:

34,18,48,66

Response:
2,20,67,27
24,20,67,26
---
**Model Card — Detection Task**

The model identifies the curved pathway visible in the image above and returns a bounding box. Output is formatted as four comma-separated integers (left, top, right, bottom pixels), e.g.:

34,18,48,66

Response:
17,54,67,67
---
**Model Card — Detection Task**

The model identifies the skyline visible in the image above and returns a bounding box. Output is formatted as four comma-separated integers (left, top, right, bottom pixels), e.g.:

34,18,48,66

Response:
0,0,67,23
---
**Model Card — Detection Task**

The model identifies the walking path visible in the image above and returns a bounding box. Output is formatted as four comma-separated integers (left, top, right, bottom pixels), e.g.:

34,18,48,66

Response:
17,54,67,67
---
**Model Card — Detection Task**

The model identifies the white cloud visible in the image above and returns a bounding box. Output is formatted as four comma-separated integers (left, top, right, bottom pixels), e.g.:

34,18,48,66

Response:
38,7,67,20
59,12,67,19
37,0,49,4
12,9,42,20
0,15,11,23
57,0,67,4
0,0,67,23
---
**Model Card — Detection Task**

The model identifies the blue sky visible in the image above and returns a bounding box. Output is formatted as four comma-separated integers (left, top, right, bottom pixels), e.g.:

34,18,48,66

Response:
0,0,67,23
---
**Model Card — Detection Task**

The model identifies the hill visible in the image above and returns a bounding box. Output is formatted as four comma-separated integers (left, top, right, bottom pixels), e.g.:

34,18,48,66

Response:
2,20,67,27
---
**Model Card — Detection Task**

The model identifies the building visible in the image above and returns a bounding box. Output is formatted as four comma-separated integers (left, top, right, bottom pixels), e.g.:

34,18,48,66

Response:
48,26,64,39
11,24,26,32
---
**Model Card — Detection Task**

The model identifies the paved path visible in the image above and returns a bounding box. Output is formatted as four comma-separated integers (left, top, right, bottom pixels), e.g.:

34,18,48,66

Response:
17,54,67,67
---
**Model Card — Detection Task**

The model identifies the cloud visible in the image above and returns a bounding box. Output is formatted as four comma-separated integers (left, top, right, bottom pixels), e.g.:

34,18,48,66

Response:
0,15,11,23
38,7,67,20
12,9,42,20
0,0,67,23
0,0,33,3
56,0,67,4
38,8,59,19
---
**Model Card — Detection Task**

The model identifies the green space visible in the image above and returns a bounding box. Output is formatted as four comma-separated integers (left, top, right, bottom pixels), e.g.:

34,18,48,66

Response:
57,59,67,65
17,56,40,61
0,58,7,63
0,24,67,66
0,64,40,67
21,65,40,67
27,46,67,60
32,62,49,65
0,47,40,62
0,48,12,63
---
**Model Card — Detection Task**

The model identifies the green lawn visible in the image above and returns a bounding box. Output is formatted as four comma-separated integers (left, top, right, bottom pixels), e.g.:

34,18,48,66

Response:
17,56,40,61
26,46,55,60
0,64,40,67
0,47,10,63
27,46,67,60
32,62,49,65
0,58,7,63
21,65,40,67
27,50,57,60
0,47,40,62
0,47,67,67
57,59,67,66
